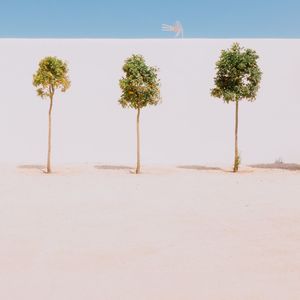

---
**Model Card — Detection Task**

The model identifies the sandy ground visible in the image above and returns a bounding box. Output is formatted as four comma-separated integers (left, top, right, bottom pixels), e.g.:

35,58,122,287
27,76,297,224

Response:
0,164,299,300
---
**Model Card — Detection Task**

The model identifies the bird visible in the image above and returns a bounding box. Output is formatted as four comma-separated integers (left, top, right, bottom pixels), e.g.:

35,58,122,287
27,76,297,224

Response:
161,21,184,38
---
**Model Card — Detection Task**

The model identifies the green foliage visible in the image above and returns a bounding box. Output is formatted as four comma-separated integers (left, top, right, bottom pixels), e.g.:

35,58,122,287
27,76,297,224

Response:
211,43,262,102
119,54,161,109
234,153,241,172
33,56,71,99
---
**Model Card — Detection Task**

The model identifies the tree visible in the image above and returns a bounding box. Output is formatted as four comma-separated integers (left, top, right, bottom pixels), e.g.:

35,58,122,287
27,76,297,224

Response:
33,56,71,173
211,43,262,172
119,54,161,174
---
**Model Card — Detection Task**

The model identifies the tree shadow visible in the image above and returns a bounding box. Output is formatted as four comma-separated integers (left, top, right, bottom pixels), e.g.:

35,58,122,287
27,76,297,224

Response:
249,163,300,171
177,165,223,171
18,164,45,171
94,165,132,171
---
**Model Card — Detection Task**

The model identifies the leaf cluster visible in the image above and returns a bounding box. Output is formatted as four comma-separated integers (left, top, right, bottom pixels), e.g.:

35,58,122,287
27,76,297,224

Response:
33,56,71,99
211,43,262,102
119,54,161,109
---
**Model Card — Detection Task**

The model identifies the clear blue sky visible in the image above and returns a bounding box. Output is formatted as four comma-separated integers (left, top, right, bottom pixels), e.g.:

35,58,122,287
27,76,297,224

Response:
1,0,300,38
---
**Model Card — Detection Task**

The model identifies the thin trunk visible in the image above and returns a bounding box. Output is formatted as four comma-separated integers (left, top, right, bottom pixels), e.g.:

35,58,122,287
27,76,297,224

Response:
136,107,141,174
233,99,239,172
47,93,53,173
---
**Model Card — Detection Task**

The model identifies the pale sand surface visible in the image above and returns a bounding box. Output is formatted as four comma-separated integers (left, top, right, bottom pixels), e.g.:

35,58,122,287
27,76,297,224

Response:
0,164,300,299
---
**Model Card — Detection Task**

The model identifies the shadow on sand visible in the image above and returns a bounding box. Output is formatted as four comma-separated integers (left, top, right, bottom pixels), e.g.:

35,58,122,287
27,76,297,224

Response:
177,165,223,171
18,164,45,171
249,163,300,171
177,165,254,174
94,165,132,171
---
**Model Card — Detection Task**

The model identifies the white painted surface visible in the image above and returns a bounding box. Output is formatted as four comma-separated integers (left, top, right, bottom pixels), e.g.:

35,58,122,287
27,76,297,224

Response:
0,39,299,165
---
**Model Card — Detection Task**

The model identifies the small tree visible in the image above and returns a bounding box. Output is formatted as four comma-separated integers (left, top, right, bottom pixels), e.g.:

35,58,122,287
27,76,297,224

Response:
33,56,71,173
211,43,262,172
119,54,161,174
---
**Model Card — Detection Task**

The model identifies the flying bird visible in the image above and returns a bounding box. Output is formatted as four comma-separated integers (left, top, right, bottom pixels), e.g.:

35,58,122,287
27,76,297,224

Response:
161,21,184,38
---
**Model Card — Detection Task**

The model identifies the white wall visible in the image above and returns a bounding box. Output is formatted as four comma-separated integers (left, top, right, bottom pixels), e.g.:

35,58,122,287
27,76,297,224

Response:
0,39,299,165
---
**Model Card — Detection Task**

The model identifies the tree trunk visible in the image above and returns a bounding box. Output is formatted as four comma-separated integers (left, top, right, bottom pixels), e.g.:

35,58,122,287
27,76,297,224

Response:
47,94,53,173
233,99,239,172
136,107,141,174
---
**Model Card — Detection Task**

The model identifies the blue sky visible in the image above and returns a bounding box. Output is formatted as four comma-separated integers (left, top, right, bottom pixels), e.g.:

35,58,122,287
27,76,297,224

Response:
0,0,300,38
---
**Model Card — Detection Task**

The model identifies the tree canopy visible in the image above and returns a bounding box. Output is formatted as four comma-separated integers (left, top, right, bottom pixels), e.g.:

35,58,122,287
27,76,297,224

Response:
211,43,262,102
33,56,71,98
119,54,161,109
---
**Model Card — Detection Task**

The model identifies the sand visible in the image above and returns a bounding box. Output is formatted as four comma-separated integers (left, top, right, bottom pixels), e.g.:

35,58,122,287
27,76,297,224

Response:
0,164,299,299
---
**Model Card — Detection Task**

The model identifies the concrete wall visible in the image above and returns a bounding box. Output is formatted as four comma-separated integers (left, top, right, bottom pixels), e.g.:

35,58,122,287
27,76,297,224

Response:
0,39,299,165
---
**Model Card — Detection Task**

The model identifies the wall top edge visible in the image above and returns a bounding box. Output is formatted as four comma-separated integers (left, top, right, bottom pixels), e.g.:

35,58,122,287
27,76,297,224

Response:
0,38,300,41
